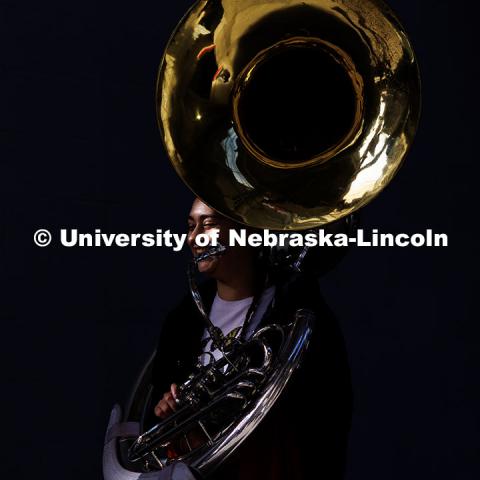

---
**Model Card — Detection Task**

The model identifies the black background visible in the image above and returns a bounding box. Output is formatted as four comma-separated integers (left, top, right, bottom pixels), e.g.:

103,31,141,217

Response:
1,0,478,478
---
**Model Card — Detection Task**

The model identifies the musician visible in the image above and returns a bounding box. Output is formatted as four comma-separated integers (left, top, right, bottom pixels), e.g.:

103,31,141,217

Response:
150,198,352,479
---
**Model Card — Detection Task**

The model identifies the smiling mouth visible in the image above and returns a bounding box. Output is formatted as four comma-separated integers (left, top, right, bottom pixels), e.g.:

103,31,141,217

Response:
196,254,213,261
193,245,227,263
196,254,215,264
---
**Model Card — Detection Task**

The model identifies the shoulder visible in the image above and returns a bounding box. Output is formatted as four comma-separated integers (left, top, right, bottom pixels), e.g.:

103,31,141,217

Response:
151,280,216,392
160,280,216,336
272,273,330,319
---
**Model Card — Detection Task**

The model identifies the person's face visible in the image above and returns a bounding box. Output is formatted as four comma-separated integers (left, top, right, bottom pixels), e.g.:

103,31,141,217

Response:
187,199,233,275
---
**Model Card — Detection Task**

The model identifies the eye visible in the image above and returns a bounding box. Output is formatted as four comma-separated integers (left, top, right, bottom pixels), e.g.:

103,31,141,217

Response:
203,221,218,229
187,223,195,232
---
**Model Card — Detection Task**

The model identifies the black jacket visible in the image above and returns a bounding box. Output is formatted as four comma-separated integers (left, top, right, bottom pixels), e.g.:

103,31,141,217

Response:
151,274,352,479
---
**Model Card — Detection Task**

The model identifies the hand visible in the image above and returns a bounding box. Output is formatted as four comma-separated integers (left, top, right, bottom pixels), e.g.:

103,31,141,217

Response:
154,383,208,455
154,383,178,419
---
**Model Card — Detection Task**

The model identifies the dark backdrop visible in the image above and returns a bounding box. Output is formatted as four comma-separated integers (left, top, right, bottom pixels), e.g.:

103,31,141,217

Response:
1,0,478,479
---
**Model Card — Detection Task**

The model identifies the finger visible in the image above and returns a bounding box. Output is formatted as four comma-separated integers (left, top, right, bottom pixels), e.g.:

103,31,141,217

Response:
171,383,178,400
154,400,172,418
154,403,167,418
164,393,177,411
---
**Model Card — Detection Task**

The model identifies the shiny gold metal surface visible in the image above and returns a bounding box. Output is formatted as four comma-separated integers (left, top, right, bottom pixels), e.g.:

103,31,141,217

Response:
156,0,421,230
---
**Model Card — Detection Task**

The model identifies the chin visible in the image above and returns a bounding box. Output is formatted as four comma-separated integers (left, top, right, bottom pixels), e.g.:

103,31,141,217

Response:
197,258,218,276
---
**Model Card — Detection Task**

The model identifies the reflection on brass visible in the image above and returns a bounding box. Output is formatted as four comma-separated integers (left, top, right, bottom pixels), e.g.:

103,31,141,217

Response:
156,0,421,230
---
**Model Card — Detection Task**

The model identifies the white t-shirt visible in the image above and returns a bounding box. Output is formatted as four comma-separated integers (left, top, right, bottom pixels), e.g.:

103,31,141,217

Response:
200,286,276,365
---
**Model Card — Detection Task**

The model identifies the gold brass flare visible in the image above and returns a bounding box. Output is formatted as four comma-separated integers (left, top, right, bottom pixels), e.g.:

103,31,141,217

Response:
156,0,421,230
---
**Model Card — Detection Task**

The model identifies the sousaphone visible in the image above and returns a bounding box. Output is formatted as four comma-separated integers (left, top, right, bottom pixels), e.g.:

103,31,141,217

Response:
103,0,421,477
